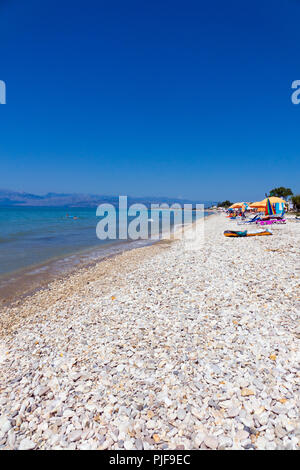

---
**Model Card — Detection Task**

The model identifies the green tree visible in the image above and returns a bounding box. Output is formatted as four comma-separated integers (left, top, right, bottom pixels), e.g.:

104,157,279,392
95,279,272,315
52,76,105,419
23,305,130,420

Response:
268,187,293,199
217,200,232,208
291,195,300,210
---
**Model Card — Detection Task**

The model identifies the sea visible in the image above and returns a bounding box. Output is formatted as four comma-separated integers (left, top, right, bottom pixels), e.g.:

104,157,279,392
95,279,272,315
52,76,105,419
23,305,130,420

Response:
0,206,209,302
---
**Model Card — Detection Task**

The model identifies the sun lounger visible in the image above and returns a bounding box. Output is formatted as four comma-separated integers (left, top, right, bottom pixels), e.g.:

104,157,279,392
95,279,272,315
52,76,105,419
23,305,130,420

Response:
237,215,260,225
256,217,286,226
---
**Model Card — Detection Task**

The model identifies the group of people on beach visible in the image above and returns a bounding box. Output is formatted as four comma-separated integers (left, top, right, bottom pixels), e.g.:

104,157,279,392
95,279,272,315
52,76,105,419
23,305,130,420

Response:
227,209,246,218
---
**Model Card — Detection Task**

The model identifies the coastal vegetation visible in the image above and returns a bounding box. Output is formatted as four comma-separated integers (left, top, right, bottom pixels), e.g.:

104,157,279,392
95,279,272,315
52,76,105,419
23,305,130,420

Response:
217,200,233,208
291,194,300,211
268,187,293,199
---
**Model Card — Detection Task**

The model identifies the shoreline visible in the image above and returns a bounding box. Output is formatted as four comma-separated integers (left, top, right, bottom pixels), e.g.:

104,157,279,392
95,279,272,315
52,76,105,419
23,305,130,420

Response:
0,237,174,337
0,211,214,309
0,213,299,450
0,238,157,309
0,213,215,334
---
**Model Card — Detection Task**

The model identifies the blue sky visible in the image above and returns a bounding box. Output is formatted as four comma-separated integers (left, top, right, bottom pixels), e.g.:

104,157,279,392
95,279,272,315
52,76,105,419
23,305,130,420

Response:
0,0,299,201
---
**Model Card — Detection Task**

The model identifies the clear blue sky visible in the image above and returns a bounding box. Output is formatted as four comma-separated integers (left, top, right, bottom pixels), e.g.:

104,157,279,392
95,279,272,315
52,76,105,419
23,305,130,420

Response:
0,0,299,201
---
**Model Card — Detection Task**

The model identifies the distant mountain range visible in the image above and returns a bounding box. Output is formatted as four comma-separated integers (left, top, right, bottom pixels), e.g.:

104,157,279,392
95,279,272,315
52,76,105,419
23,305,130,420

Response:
0,189,215,208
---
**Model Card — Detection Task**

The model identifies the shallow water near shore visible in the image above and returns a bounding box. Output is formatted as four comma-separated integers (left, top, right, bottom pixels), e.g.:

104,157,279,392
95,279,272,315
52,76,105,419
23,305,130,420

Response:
0,206,209,304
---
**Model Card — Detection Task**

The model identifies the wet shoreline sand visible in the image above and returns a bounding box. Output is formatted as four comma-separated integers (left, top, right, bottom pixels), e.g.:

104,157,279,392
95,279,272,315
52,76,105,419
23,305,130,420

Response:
0,213,212,333
0,212,213,309
0,239,157,309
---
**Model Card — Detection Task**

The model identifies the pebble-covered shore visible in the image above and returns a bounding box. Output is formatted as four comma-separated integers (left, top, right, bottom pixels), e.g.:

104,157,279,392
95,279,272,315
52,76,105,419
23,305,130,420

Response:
0,214,299,450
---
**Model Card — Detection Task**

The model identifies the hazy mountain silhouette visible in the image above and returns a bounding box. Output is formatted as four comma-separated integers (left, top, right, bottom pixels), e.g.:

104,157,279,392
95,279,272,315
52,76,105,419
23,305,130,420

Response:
0,189,215,208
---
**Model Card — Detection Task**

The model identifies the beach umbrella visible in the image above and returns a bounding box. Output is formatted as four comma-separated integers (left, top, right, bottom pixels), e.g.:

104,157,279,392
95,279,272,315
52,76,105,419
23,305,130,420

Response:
250,197,287,213
261,196,287,205
229,202,246,209
249,201,266,213
249,201,265,208
265,198,276,216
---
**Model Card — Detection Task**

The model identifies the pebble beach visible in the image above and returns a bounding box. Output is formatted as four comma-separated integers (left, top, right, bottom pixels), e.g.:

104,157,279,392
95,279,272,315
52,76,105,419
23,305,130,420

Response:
0,213,299,450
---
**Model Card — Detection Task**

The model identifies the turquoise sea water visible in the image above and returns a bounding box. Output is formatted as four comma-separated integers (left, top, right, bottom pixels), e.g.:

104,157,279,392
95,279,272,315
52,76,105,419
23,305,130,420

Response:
0,206,207,278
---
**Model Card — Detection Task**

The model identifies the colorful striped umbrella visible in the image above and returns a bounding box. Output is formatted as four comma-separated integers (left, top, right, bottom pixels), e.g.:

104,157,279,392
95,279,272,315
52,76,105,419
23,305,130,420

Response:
261,197,287,204
265,198,276,216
